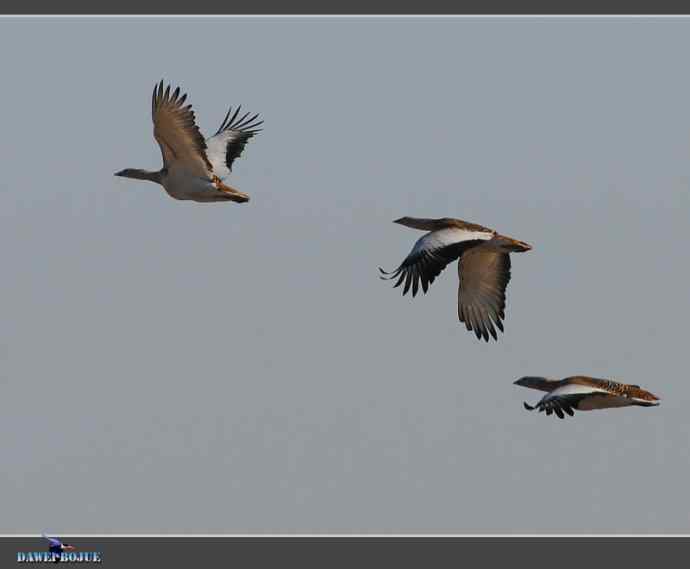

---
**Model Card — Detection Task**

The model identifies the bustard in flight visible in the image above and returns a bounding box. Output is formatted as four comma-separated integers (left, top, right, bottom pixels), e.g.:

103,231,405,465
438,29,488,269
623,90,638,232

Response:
514,376,660,419
379,217,531,342
115,80,262,203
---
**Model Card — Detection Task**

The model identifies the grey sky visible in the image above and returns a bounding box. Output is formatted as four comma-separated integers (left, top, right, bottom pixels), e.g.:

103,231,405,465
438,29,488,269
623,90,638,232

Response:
1,17,689,533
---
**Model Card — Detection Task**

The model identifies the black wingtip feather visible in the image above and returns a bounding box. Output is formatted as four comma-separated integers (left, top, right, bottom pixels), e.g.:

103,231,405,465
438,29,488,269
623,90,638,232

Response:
214,105,265,137
402,271,412,296
379,266,403,280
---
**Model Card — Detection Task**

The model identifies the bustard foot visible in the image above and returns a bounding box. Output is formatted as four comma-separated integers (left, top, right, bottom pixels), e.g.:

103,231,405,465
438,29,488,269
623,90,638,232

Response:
211,175,250,203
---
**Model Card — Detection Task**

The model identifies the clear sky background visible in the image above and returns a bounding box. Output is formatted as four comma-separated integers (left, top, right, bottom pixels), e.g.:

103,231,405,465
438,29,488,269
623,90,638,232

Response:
1,17,689,533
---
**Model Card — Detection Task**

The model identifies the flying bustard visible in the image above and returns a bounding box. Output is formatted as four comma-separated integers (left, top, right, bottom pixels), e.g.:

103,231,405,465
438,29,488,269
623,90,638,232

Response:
115,80,262,203
379,217,531,342
514,376,660,419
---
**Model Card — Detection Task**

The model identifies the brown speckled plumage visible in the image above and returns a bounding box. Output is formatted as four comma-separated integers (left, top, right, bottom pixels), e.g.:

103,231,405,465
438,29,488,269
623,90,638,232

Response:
514,375,660,419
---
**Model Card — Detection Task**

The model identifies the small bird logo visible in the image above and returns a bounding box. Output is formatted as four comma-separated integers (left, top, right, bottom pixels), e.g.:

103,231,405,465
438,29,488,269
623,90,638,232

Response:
42,533,76,563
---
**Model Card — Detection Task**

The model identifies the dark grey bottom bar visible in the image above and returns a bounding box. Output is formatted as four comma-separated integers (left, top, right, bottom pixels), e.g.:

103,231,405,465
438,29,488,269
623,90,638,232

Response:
2,537,688,567
4,2,690,13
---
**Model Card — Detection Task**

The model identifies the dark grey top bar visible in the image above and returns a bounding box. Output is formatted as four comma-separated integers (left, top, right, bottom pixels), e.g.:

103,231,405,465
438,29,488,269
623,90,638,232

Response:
4,0,690,15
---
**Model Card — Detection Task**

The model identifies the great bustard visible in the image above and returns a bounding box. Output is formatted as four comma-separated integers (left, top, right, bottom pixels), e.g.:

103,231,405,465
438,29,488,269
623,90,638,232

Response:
115,80,262,203
514,376,660,419
379,217,531,342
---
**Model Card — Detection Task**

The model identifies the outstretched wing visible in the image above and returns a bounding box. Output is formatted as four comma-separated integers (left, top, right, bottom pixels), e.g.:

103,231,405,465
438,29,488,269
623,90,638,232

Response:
206,106,263,179
380,227,493,298
457,245,511,342
152,80,212,177
523,383,614,419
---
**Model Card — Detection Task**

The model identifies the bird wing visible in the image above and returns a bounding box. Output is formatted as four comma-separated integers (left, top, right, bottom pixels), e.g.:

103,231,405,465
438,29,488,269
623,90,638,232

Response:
206,106,263,179
380,226,493,298
393,216,495,233
524,383,614,418
456,244,511,342
151,81,212,177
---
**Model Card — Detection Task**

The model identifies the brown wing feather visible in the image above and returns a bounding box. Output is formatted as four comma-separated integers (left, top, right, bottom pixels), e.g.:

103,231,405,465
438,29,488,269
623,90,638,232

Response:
568,376,659,401
457,245,511,342
152,81,212,176
394,217,494,233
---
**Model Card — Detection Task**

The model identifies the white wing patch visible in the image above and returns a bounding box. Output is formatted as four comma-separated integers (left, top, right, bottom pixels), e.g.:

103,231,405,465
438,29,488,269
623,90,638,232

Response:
410,228,493,257
542,383,633,411
206,131,243,180
545,383,610,399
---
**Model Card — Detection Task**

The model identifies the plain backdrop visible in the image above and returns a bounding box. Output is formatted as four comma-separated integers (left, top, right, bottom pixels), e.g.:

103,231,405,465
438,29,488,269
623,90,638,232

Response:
1,17,689,533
